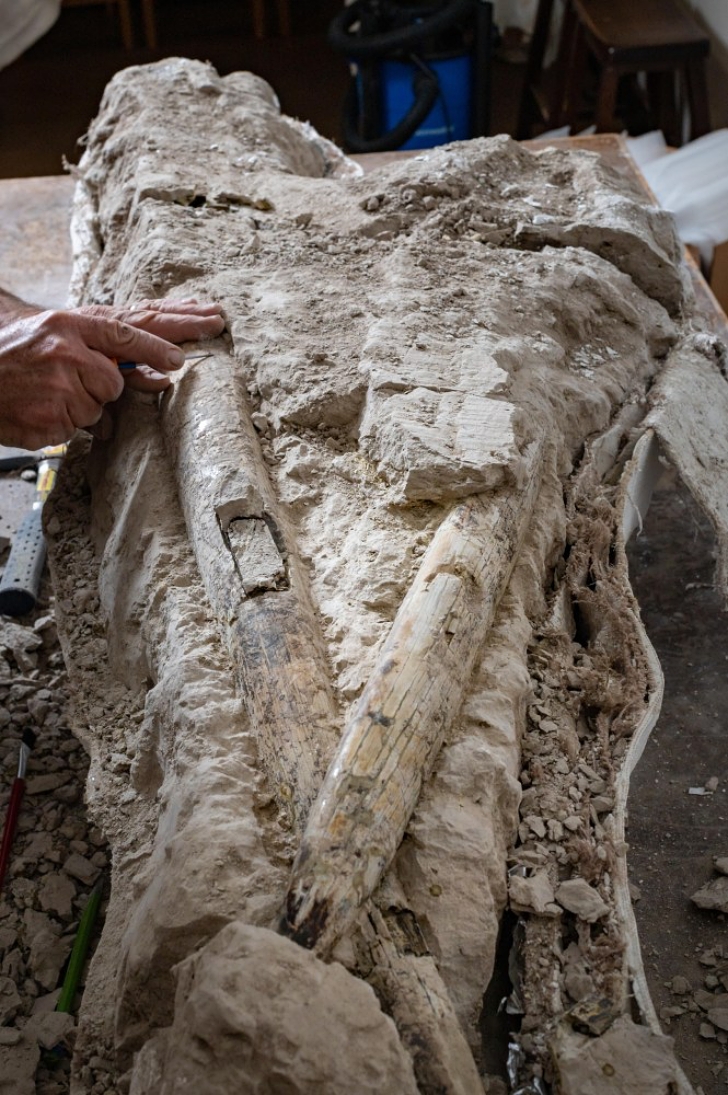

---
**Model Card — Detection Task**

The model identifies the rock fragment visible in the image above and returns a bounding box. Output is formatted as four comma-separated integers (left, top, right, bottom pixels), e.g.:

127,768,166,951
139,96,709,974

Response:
0,1029,40,1095
37,872,76,918
509,870,558,915
555,879,610,922
28,1010,76,1052
28,928,71,992
128,922,419,1095
551,1015,679,1094
0,976,22,1024
690,875,728,913
708,1006,728,1032
669,975,691,995
62,853,100,886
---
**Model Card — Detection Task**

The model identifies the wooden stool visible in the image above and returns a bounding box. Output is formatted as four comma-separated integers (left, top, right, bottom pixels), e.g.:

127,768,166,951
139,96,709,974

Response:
518,0,711,146
516,0,579,138
573,0,710,144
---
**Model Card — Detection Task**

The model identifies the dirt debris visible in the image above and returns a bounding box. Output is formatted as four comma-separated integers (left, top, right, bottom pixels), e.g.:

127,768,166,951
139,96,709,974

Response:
0,602,109,1095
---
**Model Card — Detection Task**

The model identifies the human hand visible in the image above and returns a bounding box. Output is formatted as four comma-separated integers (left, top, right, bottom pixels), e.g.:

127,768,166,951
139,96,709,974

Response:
0,294,225,449
78,297,225,393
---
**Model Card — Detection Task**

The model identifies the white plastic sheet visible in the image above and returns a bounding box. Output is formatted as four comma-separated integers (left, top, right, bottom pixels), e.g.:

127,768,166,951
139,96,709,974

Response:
629,129,728,266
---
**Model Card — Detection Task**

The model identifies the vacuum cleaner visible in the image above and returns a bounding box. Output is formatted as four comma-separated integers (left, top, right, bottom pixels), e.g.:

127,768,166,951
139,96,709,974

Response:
328,0,493,153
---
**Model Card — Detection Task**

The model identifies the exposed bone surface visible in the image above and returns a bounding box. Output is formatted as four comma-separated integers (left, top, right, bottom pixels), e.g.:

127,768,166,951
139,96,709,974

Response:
43,58,728,1094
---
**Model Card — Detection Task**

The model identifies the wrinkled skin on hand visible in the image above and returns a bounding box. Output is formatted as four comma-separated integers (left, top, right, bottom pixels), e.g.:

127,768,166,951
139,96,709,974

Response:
0,292,225,449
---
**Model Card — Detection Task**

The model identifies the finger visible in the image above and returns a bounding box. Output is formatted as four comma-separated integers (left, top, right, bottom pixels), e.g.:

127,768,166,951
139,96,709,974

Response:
66,386,105,430
79,299,222,320
129,298,223,316
74,348,125,405
121,309,225,341
76,315,187,375
122,365,173,393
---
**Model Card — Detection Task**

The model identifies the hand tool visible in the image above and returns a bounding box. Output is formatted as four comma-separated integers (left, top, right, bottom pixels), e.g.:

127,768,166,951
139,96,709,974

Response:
116,352,212,371
0,444,66,617
0,447,43,472
56,875,104,1013
0,354,210,617
0,728,37,895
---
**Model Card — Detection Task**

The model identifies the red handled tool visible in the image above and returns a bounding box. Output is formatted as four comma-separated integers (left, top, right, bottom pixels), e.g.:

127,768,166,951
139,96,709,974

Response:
0,728,37,895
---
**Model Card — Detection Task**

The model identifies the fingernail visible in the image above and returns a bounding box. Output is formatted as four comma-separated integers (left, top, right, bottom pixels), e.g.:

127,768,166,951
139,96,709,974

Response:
169,349,186,367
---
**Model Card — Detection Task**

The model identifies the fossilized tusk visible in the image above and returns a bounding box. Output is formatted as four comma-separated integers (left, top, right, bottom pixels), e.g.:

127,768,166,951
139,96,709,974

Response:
161,344,340,826
282,434,545,954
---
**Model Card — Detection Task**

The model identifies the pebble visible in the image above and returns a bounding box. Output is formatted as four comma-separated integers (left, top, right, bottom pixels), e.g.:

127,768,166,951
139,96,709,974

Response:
525,815,547,839
25,774,69,796
509,870,558,915
695,988,722,1010
670,976,691,995
709,1007,728,1033
0,926,16,950
33,1010,76,1050
0,975,22,1023
691,876,728,914
555,878,610,922
37,873,76,917
63,853,100,886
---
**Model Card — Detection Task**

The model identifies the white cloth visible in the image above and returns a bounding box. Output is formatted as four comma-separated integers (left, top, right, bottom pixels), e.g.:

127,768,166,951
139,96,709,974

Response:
0,0,61,71
638,129,728,267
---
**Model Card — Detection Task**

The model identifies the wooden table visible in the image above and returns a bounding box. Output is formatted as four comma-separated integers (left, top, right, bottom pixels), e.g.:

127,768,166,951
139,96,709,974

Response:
0,175,75,309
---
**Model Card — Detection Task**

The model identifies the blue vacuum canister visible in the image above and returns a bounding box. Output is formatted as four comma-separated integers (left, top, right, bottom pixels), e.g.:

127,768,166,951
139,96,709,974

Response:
329,0,493,153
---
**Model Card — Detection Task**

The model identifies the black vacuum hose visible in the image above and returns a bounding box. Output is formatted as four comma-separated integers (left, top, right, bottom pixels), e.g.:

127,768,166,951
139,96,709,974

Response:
328,0,475,58
341,62,440,152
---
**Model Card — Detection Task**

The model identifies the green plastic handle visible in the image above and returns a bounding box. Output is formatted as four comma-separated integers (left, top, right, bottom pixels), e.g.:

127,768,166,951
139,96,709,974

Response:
56,877,104,1014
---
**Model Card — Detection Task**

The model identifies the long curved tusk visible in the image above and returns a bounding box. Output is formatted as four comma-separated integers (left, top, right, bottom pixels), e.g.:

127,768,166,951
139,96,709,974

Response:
282,434,545,954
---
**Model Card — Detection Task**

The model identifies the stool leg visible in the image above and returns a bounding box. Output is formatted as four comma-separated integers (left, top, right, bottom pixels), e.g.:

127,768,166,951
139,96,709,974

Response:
515,0,555,139
252,0,265,39
117,0,133,49
276,0,291,36
685,56,711,140
547,0,579,129
595,65,620,132
142,0,157,49
647,70,680,145
562,15,589,133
